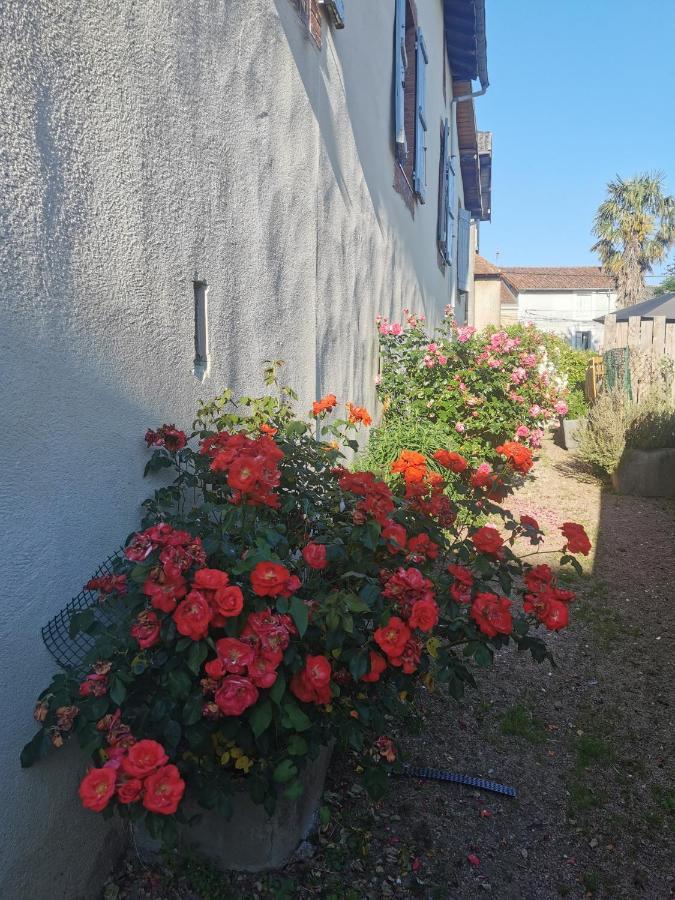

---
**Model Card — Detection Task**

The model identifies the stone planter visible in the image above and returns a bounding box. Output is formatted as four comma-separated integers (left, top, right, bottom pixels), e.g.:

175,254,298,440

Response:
559,417,585,451
613,448,675,498
135,745,332,872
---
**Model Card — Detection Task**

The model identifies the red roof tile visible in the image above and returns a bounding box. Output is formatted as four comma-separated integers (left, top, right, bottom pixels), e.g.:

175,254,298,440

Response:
500,267,615,292
474,254,500,276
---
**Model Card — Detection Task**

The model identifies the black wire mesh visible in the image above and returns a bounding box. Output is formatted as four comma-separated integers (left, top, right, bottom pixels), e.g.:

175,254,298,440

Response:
41,551,126,673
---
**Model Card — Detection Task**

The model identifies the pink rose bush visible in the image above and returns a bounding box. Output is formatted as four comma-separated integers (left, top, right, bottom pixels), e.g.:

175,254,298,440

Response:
376,314,570,467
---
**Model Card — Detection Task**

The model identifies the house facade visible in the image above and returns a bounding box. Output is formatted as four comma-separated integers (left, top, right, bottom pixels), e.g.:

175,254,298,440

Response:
0,1,491,895
472,257,616,349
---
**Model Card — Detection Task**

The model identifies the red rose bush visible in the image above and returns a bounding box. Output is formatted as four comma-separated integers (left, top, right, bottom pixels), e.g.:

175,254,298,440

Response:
22,370,589,845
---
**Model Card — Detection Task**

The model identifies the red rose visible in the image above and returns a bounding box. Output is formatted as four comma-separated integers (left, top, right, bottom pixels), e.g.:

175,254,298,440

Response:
471,526,504,558
204,658,226,678
391,450,427,484
406,533,439,561
304,655,332,689
130,610,161,650
215,637,256,674
541,598,569,631
143,572,187,614
373,616,411,659
142,765,185,815
560,522,591,556
193,568,230,591
228,456,264,492
496,441,533,474
116,778,143,804
470,592,512,638
361,651,387,683
389,636,422,674
122,740,168,779
302,542,328,570
409,598,439,632
250,562,292,597
524,564,553,592
447,563,473,604
173,591,213,640
78,767,117,812
248,655,279,689
433,450,468,472
382,523,407,554
312,394,338,417
215,676,259,716
212,585,244,618
79,672,108,697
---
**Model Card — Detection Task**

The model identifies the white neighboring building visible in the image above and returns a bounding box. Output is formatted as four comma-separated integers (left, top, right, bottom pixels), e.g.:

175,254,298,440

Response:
499,267,617,349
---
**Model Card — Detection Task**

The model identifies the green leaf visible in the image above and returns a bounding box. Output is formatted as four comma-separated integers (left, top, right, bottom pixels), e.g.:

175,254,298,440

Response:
287,735,308,756
349,651,369,681
163,719,182,752
250,701,273,738
186,641,208,676
281,703,311,732
273,759,298,783
284,779,304,800
319,805,331,826
109,676,127,706
88,697,110,720
183,693,203,727
289,596,308,638
269,673,286,706
167,668,192,700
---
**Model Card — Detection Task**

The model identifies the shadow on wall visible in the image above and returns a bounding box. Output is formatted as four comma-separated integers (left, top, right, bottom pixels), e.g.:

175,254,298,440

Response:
0,311,180,898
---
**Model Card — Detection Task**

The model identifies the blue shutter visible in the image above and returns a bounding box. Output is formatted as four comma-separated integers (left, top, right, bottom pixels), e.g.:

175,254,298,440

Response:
437,120,456,264
457,209,471,290
326,0,345,28
394,0,407,160
446,153,456,262
413,29,428,202
437,120,449,251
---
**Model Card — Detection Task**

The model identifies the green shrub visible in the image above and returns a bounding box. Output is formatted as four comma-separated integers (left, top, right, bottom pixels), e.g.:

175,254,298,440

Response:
625,398,675,450
579,389,675,475
357,416,457,479
577,389,630,476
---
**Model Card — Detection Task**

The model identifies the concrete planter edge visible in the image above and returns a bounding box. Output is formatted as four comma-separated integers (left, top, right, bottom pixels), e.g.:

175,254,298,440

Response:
613,447,675,498
133,744,333,872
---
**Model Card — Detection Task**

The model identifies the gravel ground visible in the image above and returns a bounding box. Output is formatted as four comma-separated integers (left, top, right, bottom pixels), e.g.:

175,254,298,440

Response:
105,438,675,900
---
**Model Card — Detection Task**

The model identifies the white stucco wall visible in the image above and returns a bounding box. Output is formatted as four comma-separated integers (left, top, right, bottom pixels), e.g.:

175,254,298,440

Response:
517,290,617,349
0,1,470,896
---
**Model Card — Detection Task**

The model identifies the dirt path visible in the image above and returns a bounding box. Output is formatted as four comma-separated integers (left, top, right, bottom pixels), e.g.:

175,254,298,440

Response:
107,438,675,900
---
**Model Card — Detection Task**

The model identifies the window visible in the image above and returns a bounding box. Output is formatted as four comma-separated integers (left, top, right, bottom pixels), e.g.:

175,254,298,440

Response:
438,118,456,264
193,280,209,379
322,0,345,28
394,0,427,201
573,330,592,350
292,0,322,46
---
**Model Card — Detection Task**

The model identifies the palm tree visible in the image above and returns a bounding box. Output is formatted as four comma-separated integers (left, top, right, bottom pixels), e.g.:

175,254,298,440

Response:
591,173,675,308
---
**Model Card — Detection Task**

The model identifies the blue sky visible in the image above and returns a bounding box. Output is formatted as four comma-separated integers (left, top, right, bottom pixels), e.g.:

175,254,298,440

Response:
477,0,675,281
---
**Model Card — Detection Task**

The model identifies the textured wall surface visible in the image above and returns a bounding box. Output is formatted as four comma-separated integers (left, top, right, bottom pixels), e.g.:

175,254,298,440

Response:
0,1,462,895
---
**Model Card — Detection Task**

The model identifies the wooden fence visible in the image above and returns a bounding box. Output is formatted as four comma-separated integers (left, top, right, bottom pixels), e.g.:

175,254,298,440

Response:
602,313,675,402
